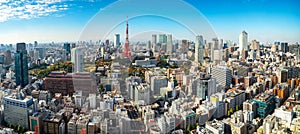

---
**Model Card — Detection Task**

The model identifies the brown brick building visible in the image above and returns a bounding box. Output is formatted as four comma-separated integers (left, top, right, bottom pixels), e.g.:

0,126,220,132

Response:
43,71,97,96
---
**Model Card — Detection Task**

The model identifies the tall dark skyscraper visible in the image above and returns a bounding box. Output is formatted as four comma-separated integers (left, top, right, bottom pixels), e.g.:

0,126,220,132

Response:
15,43,29,87
63,43,71,54
17,43,26,51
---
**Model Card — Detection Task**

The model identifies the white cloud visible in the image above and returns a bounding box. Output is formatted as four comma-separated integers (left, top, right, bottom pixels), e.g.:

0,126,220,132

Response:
0,0,69,22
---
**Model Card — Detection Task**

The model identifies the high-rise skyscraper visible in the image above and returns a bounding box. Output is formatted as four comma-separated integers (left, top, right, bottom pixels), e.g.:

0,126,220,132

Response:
146,40,151,50
17,43,26,51
34,41,38,47
166,34,173,54
4,50,12,65
239,31,248,51
209,38,220,63
279,42,289,53
34,47,45,59
219,39,224,49
114,34,120,48
71,47,84,73
15,43,29,87
64,43,71,54
195,35,204,63
152,34,157,52
212,38,219,50
159,34,167,44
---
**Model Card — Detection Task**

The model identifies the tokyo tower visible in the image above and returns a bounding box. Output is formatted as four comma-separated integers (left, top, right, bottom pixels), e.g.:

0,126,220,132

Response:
123,16,131,59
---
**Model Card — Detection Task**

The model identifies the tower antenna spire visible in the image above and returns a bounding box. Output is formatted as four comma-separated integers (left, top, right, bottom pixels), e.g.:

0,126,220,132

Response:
126,16,128,41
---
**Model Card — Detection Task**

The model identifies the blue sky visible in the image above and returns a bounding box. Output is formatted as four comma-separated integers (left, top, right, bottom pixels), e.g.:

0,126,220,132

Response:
0,0,299,44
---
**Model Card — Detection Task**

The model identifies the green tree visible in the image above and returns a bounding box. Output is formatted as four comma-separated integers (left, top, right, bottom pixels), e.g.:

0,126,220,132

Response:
17,125,21,132
98,84,105,93
187,125,191,132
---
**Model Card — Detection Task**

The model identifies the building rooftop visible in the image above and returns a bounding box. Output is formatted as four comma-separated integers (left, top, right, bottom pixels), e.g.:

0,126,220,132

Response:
226,89,244,97
44,112,62,123
3,92,33,103
206,119,224,130
253,93,274,102
47,71,93,79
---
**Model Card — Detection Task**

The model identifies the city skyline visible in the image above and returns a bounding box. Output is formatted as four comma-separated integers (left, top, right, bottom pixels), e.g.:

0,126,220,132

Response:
1,1,300,133
0,0,299,44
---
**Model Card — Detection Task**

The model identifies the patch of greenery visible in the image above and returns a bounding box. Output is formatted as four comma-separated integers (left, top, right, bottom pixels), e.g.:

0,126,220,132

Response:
30,61,73,78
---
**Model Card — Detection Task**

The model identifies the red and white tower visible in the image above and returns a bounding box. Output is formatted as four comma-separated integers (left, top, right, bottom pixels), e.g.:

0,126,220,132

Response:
123,16,131,59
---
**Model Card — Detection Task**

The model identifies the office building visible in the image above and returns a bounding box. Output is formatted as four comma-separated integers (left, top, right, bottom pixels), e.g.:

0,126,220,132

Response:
195,35,204,63
134,83,150,105
231,122,247,134
273,83,289,100
213,49,223,64
89,94,97,109
63,43,71,55
211,94,226,118
239,31,248,51
166,34,173,54
250,93,275,118
157,116,167,134
191,78,217,100
205,119,225,134
34,47,45,60
15,43,29,87
212,38,219,50
289,44,300,61
4,50,12,65
71,47,84,73
126,76,142,100
146,40,151,50
114,34,120,48
159,34,167,44
262,115,276,134
3,93,36,129
243,100,257,117
279,42,289,53
219,39,223,49
43,112,64,134
152,34,157,52
164,113,176,132
29,112,48,133
226,90,246,113
211,64,232,89
150,76,168,95
76,116,89,134
243,110,254,124
274,107,293,124
277,69,288,83
43,71,97,96
181,110,197,130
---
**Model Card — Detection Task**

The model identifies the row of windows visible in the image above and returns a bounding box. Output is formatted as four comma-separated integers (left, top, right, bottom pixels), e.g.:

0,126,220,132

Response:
4,101,27,107
3,100,34,108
